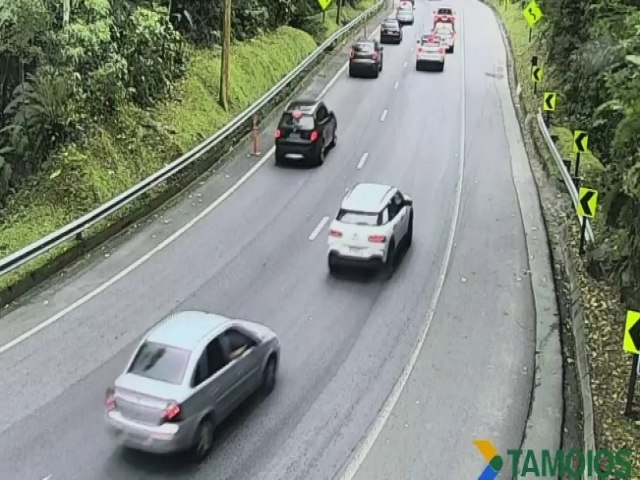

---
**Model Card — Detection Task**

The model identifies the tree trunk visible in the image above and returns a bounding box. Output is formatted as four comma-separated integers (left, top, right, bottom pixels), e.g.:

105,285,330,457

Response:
336,0,343,26
219,0,232,111
63,0,70,26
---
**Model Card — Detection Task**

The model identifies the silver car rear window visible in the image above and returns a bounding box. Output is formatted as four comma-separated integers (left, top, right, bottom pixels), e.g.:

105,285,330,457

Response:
128,341,191,385
338,209,379,226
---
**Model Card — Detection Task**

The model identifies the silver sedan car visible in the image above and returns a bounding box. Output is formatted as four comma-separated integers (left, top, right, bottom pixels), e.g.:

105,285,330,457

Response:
104,311,280,460
396,6,415,25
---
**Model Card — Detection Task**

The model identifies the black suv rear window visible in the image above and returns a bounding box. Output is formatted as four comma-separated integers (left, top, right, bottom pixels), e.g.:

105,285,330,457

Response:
438,8,453,14
383,20,398,28
353,43,374,52
280,112,314,130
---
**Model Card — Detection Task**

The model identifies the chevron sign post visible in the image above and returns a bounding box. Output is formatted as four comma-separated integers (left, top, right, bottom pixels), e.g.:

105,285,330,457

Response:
572,130,589,187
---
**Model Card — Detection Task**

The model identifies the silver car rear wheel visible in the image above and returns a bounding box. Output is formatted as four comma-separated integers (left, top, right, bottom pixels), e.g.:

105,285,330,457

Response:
262,357,277,395
192,418,214,461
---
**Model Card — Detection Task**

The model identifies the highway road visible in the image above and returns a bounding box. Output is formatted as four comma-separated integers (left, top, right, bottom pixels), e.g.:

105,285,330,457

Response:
0,0,539,479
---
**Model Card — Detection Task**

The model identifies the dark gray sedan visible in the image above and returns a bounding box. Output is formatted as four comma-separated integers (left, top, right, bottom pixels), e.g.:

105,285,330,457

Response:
105,311,280,460
348,40,384,78
380,18,403,44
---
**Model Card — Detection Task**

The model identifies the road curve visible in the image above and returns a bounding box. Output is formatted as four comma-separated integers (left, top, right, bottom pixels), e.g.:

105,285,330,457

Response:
0,1,537,479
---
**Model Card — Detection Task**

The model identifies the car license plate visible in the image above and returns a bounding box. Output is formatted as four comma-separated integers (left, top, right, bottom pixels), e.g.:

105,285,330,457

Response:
349,247,365,256
289,132,301,139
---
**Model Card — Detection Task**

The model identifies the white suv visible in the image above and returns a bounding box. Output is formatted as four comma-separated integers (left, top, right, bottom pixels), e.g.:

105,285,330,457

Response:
327,183,413,277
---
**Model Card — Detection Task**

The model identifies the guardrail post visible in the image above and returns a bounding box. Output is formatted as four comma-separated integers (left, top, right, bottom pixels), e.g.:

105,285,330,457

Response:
562,158,571,173
250,114,261,157
76,232,84,242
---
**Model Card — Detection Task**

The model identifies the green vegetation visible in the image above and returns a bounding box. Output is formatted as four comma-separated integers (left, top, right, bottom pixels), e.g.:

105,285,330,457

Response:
292,0,378,43
489,0,640,304
0,0,379,292
489,0,640,471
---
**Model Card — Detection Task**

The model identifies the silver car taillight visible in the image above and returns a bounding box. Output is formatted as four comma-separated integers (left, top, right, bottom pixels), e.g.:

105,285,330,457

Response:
105,388,116,412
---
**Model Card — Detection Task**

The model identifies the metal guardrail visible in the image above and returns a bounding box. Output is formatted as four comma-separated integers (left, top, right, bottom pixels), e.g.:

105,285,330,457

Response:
536,109,595,243
0,0,385,278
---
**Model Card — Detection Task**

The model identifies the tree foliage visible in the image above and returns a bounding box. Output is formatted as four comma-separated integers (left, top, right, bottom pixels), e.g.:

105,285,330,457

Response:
0,0,186,202
0,0,347,204
539,0,640,301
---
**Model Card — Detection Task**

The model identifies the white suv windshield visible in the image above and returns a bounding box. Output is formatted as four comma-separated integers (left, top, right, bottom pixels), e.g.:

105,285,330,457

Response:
337,210,379,226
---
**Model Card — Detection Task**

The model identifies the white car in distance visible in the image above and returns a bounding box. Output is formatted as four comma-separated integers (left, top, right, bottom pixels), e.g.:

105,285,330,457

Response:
327,183,414,278
416,36,446,71
433,22,456,53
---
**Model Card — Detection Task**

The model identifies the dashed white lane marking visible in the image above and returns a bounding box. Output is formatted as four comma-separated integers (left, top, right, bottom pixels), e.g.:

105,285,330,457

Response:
394,81,399,90
338,9,468,480
308,216,330,241
41,476,52,480
403,61,408,68
379,110,388,122
357,152,369,169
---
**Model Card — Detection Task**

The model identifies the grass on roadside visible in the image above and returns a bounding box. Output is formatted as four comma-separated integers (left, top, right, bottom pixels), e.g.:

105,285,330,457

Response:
0,26,318,292
488,0,605,191
488,0,640,473
0,0,380,294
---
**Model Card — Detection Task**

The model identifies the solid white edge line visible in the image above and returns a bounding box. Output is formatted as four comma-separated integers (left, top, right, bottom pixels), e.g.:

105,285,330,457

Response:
308,216,330,241
337,10,467,480
356,152,369,170
0,25,383,356
379,110,388,122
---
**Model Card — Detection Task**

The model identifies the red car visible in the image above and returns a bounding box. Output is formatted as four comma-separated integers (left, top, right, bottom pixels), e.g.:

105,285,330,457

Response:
433,7,456,29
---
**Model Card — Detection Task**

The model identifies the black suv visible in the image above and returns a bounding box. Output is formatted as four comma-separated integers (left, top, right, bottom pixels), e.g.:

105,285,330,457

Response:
274,100,337,166
348,40,384,78
380,18,402,44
